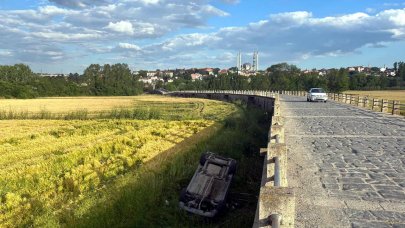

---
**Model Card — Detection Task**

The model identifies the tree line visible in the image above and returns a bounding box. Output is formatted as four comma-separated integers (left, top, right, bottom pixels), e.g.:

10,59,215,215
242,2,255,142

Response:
0,64,144,98
166,62,405,92
1,62,404,98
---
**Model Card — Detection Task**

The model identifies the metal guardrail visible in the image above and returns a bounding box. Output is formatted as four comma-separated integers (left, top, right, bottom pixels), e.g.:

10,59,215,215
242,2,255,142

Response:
270,214,282,228
273,157,281,187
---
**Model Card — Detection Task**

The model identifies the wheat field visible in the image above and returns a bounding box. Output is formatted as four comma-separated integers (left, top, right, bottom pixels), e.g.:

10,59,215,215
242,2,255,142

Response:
346,90,405,103
0,95,237,227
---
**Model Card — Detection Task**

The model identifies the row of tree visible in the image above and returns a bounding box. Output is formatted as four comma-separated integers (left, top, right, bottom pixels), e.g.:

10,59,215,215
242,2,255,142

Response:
0,64,144,98
165,63,405,92
1,62,404,98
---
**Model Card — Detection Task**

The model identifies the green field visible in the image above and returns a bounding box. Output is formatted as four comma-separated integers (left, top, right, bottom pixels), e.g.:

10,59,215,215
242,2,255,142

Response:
0,95,267,227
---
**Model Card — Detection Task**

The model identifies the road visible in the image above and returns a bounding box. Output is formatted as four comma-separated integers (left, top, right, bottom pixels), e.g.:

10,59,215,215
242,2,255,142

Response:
282,95,405,227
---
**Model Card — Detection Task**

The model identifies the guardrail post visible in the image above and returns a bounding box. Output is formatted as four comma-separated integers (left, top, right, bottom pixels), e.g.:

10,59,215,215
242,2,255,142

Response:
269,125,284,143
272,116,284,126
364,97,369,109
357,96,363,107
372,98,378,111
267,143,287,187
381,99,388,113
255,187,295,228
392,101,400,115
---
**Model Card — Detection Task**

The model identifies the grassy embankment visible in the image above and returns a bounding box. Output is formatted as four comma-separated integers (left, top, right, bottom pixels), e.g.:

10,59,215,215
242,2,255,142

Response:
0,95,269,227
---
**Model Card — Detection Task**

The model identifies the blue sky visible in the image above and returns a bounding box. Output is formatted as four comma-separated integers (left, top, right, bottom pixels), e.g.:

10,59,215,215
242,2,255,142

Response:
1,0,405,73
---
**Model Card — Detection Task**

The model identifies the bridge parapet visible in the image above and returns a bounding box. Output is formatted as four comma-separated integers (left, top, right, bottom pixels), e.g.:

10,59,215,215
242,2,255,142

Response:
255,94,295,228
326,93,403,116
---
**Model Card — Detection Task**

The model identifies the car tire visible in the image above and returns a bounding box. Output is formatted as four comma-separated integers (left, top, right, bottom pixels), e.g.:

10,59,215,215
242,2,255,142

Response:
217,201,226,213
228,160,237,175
179,188,187,203
200,153,209,166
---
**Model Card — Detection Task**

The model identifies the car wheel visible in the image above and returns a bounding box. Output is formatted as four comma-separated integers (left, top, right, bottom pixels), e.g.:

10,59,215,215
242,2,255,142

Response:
228,160,237,175
200,153,209,166
179,188,187,202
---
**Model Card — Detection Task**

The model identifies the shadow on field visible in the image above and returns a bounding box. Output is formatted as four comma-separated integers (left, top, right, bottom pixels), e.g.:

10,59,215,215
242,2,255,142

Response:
61,106,269,228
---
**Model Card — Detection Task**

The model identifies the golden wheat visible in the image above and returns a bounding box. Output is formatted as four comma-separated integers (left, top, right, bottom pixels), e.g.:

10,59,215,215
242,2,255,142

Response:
0,119,213,227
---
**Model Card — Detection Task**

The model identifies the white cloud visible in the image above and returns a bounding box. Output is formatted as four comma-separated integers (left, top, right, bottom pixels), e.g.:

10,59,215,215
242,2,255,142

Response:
33,32,101,40
0,50,13,57
48,0,111,8
39,5,76,15
1,1,405,71
106,20,134,35
379,9,405,26
137,0,160,5
137,8,405,68
118,42,141,50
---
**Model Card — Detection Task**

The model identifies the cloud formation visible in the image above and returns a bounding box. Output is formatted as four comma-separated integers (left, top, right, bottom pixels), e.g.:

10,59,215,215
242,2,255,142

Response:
1,0,405,72
0,0,229,66
106,21,134,35
139,9,405,68
48,0,111,8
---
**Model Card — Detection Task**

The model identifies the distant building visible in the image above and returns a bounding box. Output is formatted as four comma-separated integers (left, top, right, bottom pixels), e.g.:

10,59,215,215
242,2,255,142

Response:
162,71,174,77
147,71,157,77
191,73,203,81
242,63,251,71
219,69,228,75
236,51,259,73
39,73,65,77
202,68,214,75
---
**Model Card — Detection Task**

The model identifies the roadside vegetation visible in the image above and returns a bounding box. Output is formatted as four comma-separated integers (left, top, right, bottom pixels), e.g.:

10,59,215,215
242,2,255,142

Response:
65,103,269,228
0,96,268,227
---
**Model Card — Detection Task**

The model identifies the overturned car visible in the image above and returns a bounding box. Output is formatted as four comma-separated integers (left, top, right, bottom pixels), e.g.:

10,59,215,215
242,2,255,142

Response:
179,152,237,217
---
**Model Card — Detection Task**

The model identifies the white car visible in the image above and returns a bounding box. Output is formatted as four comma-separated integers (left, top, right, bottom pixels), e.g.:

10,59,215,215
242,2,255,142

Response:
307,88,328,102
179,152,236,217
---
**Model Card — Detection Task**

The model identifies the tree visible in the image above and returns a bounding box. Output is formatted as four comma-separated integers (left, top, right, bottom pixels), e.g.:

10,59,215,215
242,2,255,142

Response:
326,68,349,92
349,73,368,90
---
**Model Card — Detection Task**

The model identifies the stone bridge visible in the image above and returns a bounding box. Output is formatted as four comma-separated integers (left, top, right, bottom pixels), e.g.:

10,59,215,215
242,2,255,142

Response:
171,91,405,227
283,95,405,227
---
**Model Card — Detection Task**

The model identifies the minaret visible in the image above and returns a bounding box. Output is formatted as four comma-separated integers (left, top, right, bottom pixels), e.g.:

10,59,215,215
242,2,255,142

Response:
237,51,242,71
252,51,259,72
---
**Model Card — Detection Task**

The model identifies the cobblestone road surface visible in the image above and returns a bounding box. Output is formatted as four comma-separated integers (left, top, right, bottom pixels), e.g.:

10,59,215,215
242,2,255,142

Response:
283,95,405,228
